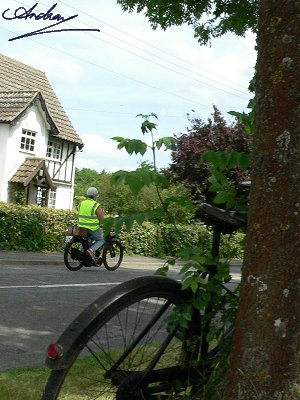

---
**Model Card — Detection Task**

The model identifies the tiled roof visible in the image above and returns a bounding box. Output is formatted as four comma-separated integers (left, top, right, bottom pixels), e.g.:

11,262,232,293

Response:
10,157,54,189
0,90,39,122
0,54,83,147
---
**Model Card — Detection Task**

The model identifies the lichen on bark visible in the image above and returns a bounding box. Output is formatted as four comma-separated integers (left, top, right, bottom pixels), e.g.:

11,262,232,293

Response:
225,1,300,398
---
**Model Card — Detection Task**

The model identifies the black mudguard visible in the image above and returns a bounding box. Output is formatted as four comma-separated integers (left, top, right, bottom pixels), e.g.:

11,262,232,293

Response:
45,276,185,370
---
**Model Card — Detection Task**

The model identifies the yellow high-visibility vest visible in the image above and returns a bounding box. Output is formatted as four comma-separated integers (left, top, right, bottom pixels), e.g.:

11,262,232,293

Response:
78,199,100,231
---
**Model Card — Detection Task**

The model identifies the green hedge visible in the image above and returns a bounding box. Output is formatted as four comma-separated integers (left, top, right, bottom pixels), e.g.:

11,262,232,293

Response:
0,202,77,251
0,202,244,258
118,222,212,258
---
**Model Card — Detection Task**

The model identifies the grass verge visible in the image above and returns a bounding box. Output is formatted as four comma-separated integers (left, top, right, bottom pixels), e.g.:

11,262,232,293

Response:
0,365,49,400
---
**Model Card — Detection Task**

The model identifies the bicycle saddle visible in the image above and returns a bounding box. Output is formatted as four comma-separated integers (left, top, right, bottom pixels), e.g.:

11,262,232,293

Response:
200,203,247,229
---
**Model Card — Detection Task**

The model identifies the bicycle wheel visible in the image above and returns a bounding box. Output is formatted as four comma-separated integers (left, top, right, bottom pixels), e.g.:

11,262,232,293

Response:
42,276,198,400
64,237,85,271
103,238,123,271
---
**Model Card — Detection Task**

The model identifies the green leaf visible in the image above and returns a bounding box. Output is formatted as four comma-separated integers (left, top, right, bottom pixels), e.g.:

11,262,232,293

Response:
213,192,230,204
111,170,126,185
182,310,193,321
123,215,135,230
239,152,251,169
113,217,124,235
190,280,199,293
136,112,158,120
180,263,197,274
112,137,148,156
181,276,194,291
228,110,253,135
201,150,250,171
135,213,145,225
155,137,176,151
141,121,157,134
155,266,169,276
111,136,125,143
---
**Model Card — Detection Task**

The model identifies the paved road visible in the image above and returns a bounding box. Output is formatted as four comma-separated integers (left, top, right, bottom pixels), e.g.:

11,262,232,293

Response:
0,251,241,371
0,254,181,371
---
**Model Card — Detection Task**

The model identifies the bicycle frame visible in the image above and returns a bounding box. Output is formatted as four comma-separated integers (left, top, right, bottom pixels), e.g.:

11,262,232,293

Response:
44,203,242,399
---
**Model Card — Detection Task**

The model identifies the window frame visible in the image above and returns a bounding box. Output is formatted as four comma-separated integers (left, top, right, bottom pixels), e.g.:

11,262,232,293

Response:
20,129,37,153
48,189,57,209
46,139,62,161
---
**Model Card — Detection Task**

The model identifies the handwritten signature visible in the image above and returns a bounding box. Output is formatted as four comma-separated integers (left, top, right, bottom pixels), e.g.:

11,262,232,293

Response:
2,2,100,41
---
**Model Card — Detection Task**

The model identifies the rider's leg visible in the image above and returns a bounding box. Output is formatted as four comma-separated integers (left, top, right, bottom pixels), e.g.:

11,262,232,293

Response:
88,228,104,252
86,229,104,265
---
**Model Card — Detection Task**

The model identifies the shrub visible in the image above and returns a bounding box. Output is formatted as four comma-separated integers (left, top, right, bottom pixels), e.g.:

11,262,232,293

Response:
0,202,76,252
0,202,244,258
119,221,244,259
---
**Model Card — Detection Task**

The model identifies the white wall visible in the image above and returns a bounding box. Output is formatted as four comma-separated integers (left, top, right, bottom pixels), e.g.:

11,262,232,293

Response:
4,104,49,185
0,101,78,210
54,182,74,210
0,124,10,202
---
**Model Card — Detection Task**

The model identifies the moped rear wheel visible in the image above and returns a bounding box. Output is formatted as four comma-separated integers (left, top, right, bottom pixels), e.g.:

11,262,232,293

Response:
64,237,85,271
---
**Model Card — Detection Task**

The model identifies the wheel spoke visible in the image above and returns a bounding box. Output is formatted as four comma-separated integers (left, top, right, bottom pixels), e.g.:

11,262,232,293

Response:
42,278,193,399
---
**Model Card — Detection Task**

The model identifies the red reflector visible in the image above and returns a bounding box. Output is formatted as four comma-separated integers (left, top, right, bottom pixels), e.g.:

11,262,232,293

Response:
47,343,63,359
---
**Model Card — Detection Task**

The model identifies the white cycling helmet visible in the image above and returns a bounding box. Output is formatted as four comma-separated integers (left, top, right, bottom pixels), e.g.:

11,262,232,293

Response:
86,187,99,197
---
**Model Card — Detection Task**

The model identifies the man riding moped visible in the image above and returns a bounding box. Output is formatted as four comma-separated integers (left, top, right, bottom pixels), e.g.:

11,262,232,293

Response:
78,187,105,265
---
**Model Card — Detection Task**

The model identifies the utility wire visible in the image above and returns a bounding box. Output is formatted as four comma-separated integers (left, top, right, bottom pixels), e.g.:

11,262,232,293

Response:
100,30,249,97
56,0,250,91
65,107,187,118
0,26,210,109
11,0,250,99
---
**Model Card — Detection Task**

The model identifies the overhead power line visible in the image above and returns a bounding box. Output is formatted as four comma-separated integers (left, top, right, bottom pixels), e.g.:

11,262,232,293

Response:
65,108,187,118
56,0,251,92
0,26,210,109
11,0,251,100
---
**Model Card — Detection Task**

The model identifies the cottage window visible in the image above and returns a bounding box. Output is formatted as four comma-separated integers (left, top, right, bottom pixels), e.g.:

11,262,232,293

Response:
47,140,61,160
20,129,36,152
48,189,56,209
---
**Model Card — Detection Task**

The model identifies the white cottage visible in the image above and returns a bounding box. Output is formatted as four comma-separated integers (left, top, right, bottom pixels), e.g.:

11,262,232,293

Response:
0,54,83,210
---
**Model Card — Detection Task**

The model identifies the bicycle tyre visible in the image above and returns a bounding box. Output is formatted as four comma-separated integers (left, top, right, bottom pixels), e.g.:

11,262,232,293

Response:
63,237,84,271
103,238,123,271
42,276,196,400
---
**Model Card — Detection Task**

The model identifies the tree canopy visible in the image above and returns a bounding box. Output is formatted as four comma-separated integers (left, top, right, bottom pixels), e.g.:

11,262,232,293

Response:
117,0,258,44
169,106,251,209
74,167,195,223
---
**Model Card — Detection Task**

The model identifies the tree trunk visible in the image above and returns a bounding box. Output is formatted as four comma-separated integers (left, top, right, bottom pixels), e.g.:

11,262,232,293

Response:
225,1,300,399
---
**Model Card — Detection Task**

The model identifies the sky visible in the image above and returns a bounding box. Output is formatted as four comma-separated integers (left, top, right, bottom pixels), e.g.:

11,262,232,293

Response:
0,0,257,172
